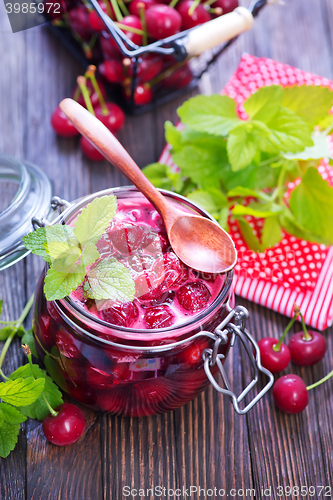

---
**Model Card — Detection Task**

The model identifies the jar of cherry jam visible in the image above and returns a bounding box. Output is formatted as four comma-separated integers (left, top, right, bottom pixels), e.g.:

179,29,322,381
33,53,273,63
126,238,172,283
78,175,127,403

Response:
32,187,273,417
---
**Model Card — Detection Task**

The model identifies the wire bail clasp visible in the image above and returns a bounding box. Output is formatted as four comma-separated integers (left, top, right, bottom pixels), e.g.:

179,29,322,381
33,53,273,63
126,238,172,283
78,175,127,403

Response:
202,305,274,415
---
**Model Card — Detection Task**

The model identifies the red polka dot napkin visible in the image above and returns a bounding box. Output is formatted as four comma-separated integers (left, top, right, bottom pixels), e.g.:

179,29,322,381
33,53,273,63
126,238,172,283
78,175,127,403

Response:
159,54,333,331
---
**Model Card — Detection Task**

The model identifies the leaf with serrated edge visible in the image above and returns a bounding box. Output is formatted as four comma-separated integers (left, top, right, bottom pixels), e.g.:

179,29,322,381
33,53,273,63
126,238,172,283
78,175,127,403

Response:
237,217,263,252
232,202,284,218
0,378,45,407
178,95,240,136
143,163,176,191
23,226,79,264
227,186,270,201
261,216,282,249
283,134,332,160
187,188,227,216
44,266,85,301
10,364,63,420
227,123,260,171
0,422,21,458
46,240,82,273
264,107,313,153
74,195,117,247
0,403,27,424
82,242,100,267
282,85,333,128
244,85,283,123
84,259,135,302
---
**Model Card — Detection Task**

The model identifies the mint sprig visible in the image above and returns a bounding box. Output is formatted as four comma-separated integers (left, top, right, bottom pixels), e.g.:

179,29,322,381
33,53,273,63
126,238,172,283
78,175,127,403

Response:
143,84,333,250
23,195,135,302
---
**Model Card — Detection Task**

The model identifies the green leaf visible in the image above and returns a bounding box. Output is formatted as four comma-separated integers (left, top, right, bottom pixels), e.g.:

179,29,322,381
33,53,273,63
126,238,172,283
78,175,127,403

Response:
227,121,270,171
177,94,240,136
21,329,38,358
0,378,45,407
0,300,2,315
232,202,284,218
73,195,117,247
84,259,135,302
0,403,27,424
227,186,271,201
236,217,263,252
46,240,82,273
44,266,86,301
222,162,279,192
0,327,15,341
23,226,79,264
165,121,183,150
244,85,283,122
282,85,333,128
172,144,228,190
10,364,63,420
0,422,21,458
187,188,228,217
261,216,283,249
289,167,333,243
263,107,313,153
283,134,332,160
82,242,100,267
142,163,179,191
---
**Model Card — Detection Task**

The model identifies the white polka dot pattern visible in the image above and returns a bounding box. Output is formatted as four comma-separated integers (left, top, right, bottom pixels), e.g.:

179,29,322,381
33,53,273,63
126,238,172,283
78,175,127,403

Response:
159,54,333,331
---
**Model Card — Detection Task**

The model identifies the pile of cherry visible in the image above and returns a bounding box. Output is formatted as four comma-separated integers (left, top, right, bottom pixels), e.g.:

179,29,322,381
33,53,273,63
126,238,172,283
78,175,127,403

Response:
51,65,125,160
46,0,239,106
258,304,332,414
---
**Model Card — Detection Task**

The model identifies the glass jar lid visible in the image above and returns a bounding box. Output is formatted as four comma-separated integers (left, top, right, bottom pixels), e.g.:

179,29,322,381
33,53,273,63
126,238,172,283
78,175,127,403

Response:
0,154,52,271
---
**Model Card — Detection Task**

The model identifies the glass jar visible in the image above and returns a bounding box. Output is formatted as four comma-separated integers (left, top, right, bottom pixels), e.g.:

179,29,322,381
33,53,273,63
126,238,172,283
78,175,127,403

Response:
32,187,273,417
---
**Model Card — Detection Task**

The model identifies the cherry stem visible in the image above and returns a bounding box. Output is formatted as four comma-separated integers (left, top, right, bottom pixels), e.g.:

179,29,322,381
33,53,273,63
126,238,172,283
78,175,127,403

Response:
307,369,333,391
85,65,108,115
110,0,123,21
77,76,95,115
23,346,59,417
117,0,130,16
101,0,114,18
203,0,216,6
169,0,180,8
209,6,222,13
0,293,34,379
273,315,297,352
137,3,148,46
299,311,311,340
188,0,200,16
115,22,144,35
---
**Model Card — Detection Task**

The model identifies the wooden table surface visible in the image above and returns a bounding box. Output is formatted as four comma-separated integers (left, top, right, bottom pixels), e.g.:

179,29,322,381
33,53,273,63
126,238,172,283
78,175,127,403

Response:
1,1,333,499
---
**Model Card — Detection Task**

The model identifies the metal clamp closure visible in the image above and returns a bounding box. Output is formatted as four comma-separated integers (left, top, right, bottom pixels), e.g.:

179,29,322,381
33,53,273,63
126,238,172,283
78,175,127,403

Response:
203,305,274,415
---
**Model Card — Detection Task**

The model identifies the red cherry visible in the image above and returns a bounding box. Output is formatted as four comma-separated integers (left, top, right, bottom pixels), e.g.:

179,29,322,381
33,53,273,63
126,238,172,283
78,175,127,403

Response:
180,339,209,365
129,54,164,83
124,84,153,106
129,0,157,16
161,63,193,89
68,5,94,40
153,252,188,288
51,106,79,137
72,78,107,109
109,223,150,254
99,301,139,327
145,5,182,39
86,366,114,389
176,282,211,311
56,330,82,360
288,330,327,366
94,103,125,133
98,59,124,84
176,1,211,30
88,1,115,31
100,34,122,59
42,403,86,446
143,305,175,329
37,315,55,351
135,272,164,301
257,337,291,373
119,15,143,45
80,136,105,161
211,0,238,15
272,374,309,414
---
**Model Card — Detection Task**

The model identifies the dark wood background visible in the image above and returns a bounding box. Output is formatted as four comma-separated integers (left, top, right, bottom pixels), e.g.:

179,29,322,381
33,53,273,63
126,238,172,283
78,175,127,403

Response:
1,1,333,498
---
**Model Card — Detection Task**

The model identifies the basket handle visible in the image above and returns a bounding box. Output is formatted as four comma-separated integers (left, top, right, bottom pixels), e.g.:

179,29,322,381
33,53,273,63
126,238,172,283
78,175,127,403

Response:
184,6,253,56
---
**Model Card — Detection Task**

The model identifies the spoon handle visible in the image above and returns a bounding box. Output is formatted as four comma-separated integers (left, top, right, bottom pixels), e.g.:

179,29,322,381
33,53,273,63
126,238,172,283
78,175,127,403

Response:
59,98,170,214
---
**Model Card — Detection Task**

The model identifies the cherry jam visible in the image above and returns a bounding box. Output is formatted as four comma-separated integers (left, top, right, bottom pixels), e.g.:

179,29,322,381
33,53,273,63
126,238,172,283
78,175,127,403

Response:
33,188,235,416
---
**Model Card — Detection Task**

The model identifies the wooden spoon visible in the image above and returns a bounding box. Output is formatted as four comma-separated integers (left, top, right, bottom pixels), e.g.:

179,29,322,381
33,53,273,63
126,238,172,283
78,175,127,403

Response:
59,98,237,274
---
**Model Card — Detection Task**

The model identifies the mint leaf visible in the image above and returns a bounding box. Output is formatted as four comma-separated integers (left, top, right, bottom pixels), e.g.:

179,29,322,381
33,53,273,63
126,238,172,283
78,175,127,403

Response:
222,162,279,192
44,266,85,301
0,378,45,406
187,188,228,216
244,85,283,122
23,226,79,264
0,300,2,315
10,364,63,420
82,242,100,267
46,240,82,273
0,403,27,424
21,329,38,358
227,121,270,171
0,327,15,341
282,85,333,128
261,216,282,249
227,186,271,201
178,95,240,136
289,167,333,243
263,107,313,153
232,202,284,218
283,134,332,160
142,163,182,192
236,217,263,252
84,259,135,302
74,195,117,247
0,422,21,458
165,121,183,150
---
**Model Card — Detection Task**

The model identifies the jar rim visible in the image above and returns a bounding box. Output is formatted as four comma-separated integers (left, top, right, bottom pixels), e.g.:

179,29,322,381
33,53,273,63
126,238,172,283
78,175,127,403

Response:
53,186,235,343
